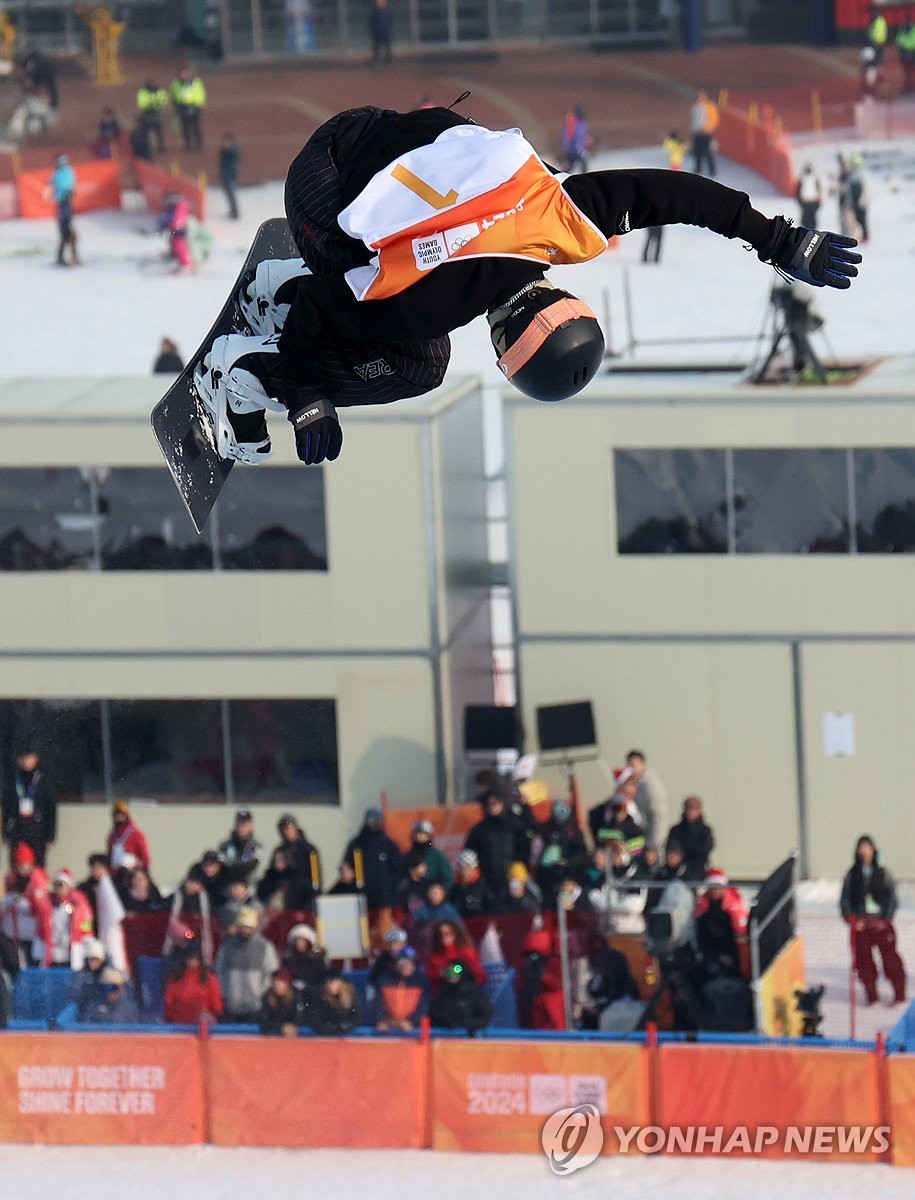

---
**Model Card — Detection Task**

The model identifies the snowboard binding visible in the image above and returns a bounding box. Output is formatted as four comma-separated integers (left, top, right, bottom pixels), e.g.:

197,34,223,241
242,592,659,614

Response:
238,257,312,336
193,333,285,465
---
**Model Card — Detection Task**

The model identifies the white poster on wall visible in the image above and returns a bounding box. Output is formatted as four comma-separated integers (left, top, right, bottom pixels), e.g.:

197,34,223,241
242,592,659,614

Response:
823,711,856,757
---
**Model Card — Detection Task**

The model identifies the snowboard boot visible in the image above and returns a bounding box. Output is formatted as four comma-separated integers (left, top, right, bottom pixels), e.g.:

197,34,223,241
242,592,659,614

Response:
193,333,286,464
238,257,312,335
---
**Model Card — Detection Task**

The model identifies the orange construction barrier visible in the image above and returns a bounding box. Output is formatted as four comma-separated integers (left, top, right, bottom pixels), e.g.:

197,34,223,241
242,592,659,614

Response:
657,1043,883,1161
205,1036,426,1147
133,158,206,221
888,1055,915,1166
716,103,797,198
16,160,121,219
0,1033,205,1143
431,1037,649,1153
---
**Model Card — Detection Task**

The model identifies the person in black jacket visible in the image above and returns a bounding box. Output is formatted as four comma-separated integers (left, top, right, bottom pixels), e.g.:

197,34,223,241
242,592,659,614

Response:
535,799,588,906
463,790,532,897
343,807,403,909
195,104,860,467
3,748,57,867
665,795,715,882
840,835,907,1005
258,967,310,1036
449,849,495,919
429,959,493,1035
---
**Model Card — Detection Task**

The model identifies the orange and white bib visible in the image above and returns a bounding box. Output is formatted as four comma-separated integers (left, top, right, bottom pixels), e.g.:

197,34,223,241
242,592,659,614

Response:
337,124,610,301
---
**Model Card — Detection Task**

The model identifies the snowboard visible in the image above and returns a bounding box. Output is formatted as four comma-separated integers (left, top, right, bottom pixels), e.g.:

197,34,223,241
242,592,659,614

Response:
151,217,299,534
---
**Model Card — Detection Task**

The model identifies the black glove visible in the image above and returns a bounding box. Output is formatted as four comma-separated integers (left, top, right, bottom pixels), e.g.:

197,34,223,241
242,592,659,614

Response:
287,397,342,465
758,216,861,289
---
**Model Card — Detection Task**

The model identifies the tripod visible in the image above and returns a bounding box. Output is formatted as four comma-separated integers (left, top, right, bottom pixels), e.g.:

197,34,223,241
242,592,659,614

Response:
749,284,828,384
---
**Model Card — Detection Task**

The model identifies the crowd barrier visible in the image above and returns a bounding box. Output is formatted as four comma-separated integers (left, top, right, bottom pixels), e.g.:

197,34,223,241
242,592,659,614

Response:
716,98,797,198
2,1025,915,1164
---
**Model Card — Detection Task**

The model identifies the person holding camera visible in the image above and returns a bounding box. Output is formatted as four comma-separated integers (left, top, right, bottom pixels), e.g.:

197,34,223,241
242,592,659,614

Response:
840,835,907,1007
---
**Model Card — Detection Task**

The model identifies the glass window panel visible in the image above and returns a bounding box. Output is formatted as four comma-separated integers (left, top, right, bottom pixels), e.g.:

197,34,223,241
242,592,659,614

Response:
854,448,915,553
99,468,214,569
216,467,328,570
229,699,339,805
615,449,727,554
107,700,225,802
0,699,103,803
733,450,849,554
0,467,99,571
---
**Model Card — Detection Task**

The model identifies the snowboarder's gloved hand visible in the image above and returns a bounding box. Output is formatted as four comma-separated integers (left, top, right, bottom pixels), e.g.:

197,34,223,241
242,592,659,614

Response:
758,216,861,289
287,397,342,465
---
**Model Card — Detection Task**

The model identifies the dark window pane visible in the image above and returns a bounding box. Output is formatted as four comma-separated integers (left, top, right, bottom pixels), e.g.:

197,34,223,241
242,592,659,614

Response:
615,449,727,554
854,448,915,553
107,700,225,802
216,468,328,570
229,699,339,805
0,468,99,570
733,450,849,553
99,468,214,569
0,699,103,803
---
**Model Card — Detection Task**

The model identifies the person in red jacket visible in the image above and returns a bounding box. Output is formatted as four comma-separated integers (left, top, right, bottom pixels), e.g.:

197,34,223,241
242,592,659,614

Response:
163,939,224,1024
424,919,486,993
0,844,53,966
519,927,566,1030
693,867,749,935
47,868,96,969
106,801,151,873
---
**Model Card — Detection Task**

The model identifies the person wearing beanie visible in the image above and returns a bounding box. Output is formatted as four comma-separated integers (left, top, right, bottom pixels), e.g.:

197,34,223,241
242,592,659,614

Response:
373,946,430,1033
494,861,542,916
77,965,142,1025
407,819,453,889
519,927,566,1030
429,959,493,1036
164,939,224,1025
342,807,404,909
2,747,57,868
272,813,322,903
449,848,496,919
840,835,907,1006
215,904,279,1022
665,795,715,881
258,966,312,1036
694,867,749,980
0,842,53,966
535,798,588,905
463,789,532,897
217,809,263,883
68,936,110,1020
369,925,409,986
106,801,151,873
47,868,95,969
282,923,329,994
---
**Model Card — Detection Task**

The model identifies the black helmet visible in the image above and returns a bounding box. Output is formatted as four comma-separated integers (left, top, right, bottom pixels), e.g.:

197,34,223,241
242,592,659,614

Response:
488,284,604,402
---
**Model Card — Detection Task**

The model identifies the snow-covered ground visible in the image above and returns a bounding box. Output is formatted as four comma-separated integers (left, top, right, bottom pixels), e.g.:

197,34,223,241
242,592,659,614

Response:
4,1143,915,1196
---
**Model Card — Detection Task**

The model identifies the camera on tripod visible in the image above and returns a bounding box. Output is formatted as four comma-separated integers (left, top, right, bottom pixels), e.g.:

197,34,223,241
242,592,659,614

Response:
794,984,825,1037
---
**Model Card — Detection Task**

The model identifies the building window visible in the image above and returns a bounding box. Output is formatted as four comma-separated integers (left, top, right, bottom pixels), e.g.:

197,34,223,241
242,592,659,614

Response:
616,449,727,554
0,467,327,572
732,449,849,554
0,697,339,806
853,448,915,553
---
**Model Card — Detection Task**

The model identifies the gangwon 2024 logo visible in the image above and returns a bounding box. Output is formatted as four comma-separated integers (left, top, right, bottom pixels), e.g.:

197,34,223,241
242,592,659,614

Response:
540,1104,604,1176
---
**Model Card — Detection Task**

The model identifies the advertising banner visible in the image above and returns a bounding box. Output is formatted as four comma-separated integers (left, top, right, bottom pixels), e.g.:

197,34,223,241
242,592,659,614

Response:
758,935,806,1036
206,1036,425,1147
432,1038,648,1154
657,1044,883,1160
0,1033,204,1143
17,161,121,219
888,1054,915,1166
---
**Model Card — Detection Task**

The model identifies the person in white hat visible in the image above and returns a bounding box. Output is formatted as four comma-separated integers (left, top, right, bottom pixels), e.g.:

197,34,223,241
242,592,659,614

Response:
47,868,95,969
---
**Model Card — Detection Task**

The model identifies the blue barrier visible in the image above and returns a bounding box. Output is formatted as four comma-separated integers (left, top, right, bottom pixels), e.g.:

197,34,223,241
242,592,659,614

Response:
887,998,915,1051
12,968,75,1022
485,964,517,1029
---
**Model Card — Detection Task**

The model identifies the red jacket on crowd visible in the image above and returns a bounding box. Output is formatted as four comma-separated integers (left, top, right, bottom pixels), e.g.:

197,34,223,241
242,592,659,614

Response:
49,885,95,967
520,929,566,1031
425,942,487,990
1,864,53,965
107,818,151,871
693,885,749,935
163,968,224,1024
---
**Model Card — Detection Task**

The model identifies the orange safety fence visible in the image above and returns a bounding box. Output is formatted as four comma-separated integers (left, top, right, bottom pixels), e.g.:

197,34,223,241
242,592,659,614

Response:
716,101,797,198
16,159,121,219
205,1035,426,1148
133,156,206,221
432,1037,649,1154
657,1043,883,1161
0,1032,205,1143
3,1029,915,1161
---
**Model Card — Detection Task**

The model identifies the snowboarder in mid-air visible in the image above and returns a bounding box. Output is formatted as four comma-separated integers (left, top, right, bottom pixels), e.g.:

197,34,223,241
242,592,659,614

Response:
193,102,861,467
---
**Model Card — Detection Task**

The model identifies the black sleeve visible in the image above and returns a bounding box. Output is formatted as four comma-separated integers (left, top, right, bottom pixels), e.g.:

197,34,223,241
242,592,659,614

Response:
564,168,774,251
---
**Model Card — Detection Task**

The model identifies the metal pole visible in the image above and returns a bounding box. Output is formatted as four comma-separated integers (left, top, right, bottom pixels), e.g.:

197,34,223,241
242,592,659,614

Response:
791,641,810,879
557,897,573,1031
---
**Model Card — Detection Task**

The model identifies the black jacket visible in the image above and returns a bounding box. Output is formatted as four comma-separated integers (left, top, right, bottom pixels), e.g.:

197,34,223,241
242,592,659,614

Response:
429,975,493,1035
279,106,775,406
2,766,57,852
666,817,715,881
344,826,404,909
464,812,532,893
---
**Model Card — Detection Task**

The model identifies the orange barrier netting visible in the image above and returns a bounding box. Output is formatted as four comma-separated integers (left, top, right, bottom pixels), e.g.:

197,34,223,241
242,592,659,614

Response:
716,103,796,199
16,160,121,219
1,1030,914,1161
0,1032,204,1144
